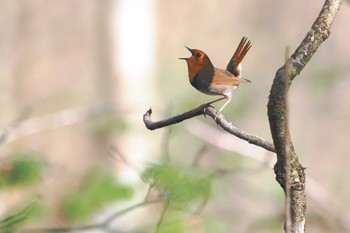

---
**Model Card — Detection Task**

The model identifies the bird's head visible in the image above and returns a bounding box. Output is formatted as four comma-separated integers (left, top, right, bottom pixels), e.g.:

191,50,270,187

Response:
179,46,213,79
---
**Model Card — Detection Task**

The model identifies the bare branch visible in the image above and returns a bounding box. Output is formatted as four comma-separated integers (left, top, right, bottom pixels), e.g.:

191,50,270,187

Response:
267,0,343,232
154,200,170,233
143,105,276,153
0,104,115,146
21,199,161,233
143,105,207,130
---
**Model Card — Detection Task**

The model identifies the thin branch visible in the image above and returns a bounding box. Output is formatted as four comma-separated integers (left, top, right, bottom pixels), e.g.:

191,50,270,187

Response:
20,199,161,233
143,105,275,153
185,119,274,165
267,0,342,232
0,104,115,146
103,199,161,225
154,200,170,233
143,105,207,130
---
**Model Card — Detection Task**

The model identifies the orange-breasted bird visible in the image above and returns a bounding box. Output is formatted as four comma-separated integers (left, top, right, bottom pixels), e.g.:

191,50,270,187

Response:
180,37,252,118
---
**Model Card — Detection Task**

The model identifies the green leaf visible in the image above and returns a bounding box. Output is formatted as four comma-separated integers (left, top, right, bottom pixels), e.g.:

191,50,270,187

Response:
204,217,229,233
0,198,41,232
143,164,211,209
62,167,133,221
0,151,45,188
157,218,185,233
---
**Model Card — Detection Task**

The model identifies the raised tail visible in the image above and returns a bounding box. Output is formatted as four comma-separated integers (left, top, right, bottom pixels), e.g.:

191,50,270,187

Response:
226,37,252,77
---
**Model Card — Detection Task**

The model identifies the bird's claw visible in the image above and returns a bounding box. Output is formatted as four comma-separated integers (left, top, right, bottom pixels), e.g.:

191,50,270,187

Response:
214,112,222,122
203,103,213,117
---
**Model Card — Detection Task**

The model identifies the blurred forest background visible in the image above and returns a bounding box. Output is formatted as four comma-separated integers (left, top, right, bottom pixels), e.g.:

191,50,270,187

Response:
0,0,350,232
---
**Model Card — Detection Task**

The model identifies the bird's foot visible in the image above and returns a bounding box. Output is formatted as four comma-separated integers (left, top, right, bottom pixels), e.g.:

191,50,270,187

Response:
214,112,223,121
203,103,215,117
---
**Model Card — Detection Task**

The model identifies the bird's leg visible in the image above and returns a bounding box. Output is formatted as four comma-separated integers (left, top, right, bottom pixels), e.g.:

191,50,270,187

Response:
214,95,232,120
217,97,231,114
204,97,224,118
206,96,226,105
204,95,231,120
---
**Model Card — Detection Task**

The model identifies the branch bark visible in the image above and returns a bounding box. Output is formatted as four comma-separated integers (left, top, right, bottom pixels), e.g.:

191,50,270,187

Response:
267,0,342,232
143,105,275,153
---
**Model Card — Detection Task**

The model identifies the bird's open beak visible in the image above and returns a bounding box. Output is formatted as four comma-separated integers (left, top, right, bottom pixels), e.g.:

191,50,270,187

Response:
179,46,193,60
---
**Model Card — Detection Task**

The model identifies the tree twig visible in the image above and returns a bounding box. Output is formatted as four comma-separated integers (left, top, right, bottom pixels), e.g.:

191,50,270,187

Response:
20,199,161,233
143,105,276,153
0,104,116,146
154,200,170,233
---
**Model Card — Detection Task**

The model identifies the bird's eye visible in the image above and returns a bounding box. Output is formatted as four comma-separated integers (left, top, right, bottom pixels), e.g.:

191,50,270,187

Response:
196,53,201,58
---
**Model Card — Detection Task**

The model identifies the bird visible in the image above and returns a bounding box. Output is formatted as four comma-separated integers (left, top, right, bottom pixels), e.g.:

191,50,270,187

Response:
180,37,252,119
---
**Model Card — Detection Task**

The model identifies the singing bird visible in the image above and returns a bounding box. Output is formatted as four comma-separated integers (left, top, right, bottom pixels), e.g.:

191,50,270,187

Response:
180,37,252,118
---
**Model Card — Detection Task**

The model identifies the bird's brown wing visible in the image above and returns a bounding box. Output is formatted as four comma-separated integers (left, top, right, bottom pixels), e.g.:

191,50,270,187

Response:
212,69,251,86
226,37,252,77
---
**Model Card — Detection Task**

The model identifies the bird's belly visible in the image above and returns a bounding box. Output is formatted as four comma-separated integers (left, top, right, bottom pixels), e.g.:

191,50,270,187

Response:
208,84,237,96
191,78,236,96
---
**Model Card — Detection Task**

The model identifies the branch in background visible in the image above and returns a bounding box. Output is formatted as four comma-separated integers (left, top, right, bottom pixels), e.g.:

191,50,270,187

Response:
143,105,276,153
21,199,161,233
0,104,115,146
267,0,343,232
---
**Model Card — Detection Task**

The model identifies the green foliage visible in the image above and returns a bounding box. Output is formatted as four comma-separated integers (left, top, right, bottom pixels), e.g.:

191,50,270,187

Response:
156,216,185,233
204,217,229,233
0,199,41,232
143,163,211,210
0,151,45,188
62,167,133,221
